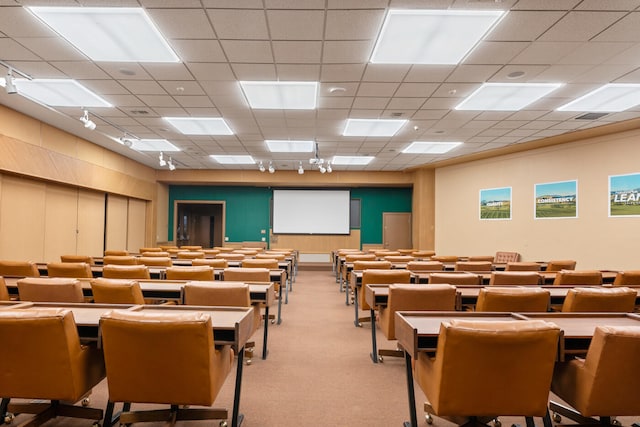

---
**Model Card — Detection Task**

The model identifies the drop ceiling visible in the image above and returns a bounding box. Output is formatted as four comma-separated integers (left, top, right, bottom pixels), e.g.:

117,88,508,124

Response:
1,0,640,172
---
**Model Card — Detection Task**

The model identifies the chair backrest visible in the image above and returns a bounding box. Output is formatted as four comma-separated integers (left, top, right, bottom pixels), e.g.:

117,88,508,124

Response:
222,267,270,282
454,261,493,272
0,260,40,277
476,287,550,312
139,247,162,253
104,250,129,256
431,255,459,263
165,266,215,281
494,251,520,263
416,319,560,417
90,278,145,304
412,250,435,258
258,253,285,260
561,287,637,312
546,259,577,271
383,255,415,263
100,309,230,406
136,256,173,267
215,253,246,260
360,269,412,311
0,308,103,401
375,251,401,257
176,251,205,259
553,270,603,286
202,249,221,256
180,245,203,251
380,284,457,340
183,282,251,307
506,262,542,271
102,264,151,280
353,260,392,271
0,276,10,301
613,270,640,287
213,246,235,253
103,255,137,265
428,272,482,286
16,277,85,303
233,249,258,256
60,254,94,265
140,251,171,258
242,258,279,269
468,255,495,262
406,261,444,272
159,245,179,251
46,262,93,278
489,271,541,286
192,258,229,268
345,253,376,263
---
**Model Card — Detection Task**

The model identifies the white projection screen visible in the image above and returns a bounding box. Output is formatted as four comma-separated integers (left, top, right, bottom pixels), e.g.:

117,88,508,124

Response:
272,189,350,234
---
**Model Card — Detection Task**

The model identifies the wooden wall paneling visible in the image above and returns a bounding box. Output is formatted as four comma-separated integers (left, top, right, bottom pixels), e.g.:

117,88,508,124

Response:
43,184,78,262
105,194,128,252
77,189,106,258
270,230,360,253
127,198,147,253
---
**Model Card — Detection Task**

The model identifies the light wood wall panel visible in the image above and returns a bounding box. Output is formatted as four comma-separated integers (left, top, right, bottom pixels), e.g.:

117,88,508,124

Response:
411,169,435,251
43,185,78,262
127,198,147,253
270,230,360,253
77,189,105,257
105,194,128,252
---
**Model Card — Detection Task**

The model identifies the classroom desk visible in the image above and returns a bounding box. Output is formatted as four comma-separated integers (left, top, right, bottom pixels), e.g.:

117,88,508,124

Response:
410,270,618,285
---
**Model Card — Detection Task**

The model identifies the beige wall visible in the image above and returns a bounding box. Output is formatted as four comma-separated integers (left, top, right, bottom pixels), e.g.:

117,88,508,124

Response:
434,128,640,270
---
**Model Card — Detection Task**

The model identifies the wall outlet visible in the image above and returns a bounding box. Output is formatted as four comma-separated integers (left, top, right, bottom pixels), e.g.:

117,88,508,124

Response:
224,236,229,241
261,237,266,242
261,229,266,234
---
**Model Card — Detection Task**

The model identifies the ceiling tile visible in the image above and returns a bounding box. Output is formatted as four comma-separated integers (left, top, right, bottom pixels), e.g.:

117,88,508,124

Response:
148,8,215,39
220,40,273,63
0,38,40,60
538,11,627,41
325,9,385,40
230,63,277,80
170,40,226,62
593,12,640,41
361,65,410,82
485,11,566,42
267,10,325,40
272,41,322,63
207,9,268,39
187,63,235,81
322,41,373,63
511,42,582,64
320,64,366,82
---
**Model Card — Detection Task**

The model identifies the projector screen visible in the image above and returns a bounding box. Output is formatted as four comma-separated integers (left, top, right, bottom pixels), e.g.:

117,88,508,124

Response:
272,189,350,234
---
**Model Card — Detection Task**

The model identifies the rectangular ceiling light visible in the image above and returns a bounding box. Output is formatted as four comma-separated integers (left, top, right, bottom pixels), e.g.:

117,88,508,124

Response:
210,155,256,164
455,83,563,111
370,9,506,64
332,156,374,165
342,119,407,137
403,141,463,154
239,81,318,109
266,140,315,153
164,117,234,135
131,139,180,152
11,79,111,107
28,7,179,62
557,84,640,112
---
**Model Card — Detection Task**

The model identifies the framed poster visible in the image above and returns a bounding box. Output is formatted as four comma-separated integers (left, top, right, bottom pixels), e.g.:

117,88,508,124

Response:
479,187,511,220
609,173,640,217
535,180,577,219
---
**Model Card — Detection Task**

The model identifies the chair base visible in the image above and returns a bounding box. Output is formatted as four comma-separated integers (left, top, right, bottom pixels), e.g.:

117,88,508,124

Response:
105,402,228,427
377,348,404,361
423,403,543,427
1,398,103,427
550,401,616,426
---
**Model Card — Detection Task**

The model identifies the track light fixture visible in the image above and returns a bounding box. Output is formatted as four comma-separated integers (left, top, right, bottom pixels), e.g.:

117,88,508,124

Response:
79,109,96,130
159,152,167,167
259,161,266,172
5,68,17,94
168,157,176,171
298,161,304,175
268,161,275,174
327,161,332,173
307,142,332,173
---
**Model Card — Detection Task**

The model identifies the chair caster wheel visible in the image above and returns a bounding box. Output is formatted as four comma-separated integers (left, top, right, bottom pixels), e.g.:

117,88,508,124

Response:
246,359,252,366
92,422,100,427
219,421,228,427
612,419,621,426
493,417,501,427
425,414,433,424
82,398,90,407
4,413,14,424
552,413,562,423
378,356,384,363
271,319,276,324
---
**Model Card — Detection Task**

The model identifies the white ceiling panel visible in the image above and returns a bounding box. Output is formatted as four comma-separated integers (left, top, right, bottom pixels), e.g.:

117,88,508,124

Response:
324,9,385,40
538,11,627,41
267,10,325,40
206,9,268,39
148,8,215,39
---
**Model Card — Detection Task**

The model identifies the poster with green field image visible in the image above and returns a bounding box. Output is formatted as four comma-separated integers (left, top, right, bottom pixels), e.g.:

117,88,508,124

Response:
535,180,577,219
479,187,511,220
609,173,640,217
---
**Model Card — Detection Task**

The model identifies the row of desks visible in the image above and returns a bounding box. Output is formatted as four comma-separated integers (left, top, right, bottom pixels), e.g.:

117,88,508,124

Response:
0,301,255,427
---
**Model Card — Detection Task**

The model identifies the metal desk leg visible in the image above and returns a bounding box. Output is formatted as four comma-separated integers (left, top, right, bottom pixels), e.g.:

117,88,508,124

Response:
284,277,289,304
262,307,269,359
353,287,360,327
370,308,378,363
403,351,418,427
277,284,283,325
345,276,350,305
232,347,245,427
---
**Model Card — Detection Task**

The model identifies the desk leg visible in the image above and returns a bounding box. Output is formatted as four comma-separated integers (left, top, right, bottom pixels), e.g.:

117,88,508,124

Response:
404,351,418,427
277,284,283,325
353,287,360,327
344,277,350,305
262,307,269,360
370,308,378,363
284,278,289,304
232,346,245,427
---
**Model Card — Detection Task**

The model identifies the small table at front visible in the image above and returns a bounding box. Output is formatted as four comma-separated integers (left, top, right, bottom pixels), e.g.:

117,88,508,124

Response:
16,302,254,427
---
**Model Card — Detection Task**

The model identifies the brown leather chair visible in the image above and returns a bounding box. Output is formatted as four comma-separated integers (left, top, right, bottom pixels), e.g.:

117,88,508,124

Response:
233,249,258,256
90,278,145,305
139,247,162,253
377,284,457,361
553,270,603,286
383,255,414,263
454,261,493,272
165,266,215,281
343,253,376,284
17,277,85,303
431,255,459,263
428,272,482,285
505,262,542,271
0,277,10,301
412,250,436,258
468,255,495,262
414,319,560,427
242,258,279,269
193,258,229,269
159,245,179,252
102,264,150,280
176,251,205,260
550,326,640,424
494,251,520,263
102,255,137,265
475,287,550,312
60,254,94,265
136,256,173,267
140,251,171,258
353,260,392,272
46,262,93,278
257,253,285,260
100,310,233,426
489,271,541,286
613,270,640,287
213,246,235,253
104,250,129,256
215,253,246,261
406,261,444,272
546,259,577,271
179,245,202,251
358,269,411,326
561,287,637,312
0,309,105,426
0,260,40,277
222,267,270,282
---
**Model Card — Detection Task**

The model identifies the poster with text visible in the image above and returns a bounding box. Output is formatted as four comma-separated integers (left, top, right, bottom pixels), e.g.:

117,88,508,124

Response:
535,180,577,219
479,187,512,220
609,173,640,217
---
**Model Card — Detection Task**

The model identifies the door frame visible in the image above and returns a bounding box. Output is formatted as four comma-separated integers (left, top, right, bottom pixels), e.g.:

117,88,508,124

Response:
172,200,226,247
382,212,412,250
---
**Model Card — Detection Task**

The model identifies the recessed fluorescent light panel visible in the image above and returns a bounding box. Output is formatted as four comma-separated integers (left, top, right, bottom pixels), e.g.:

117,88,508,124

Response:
210,155,256,164
455,83,562,111
370,9,506,64
9,79,111,107
343,119,407,137
28,7,179,62
163,117,234,135
403,141,463,154
557,84,640,112
239,81,318,109
332,156,374,166
131,139,180,152
266,140,315,153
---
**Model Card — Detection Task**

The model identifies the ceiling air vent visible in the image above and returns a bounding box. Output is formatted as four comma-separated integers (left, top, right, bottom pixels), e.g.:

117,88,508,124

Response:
130,110,149,115
391,112,403,117
575,112,608,120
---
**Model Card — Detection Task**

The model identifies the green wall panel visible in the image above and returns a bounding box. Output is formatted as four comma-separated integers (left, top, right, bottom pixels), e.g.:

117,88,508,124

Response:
351,188,412,244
